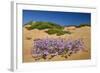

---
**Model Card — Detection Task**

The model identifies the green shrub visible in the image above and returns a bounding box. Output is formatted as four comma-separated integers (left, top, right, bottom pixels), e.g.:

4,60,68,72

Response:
56,31,71,36
76,24,90,28
24,21,71,36
25,21,63,30
45,28,71,36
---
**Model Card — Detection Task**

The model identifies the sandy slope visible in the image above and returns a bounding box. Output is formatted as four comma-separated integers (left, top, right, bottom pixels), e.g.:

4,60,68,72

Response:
23,26,91,62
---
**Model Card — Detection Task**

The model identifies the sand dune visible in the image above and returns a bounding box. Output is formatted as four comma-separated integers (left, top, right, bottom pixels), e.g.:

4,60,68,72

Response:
23,26,91,62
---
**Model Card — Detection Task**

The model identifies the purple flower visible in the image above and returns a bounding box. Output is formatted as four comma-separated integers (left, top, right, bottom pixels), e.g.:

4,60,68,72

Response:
32,38,85,57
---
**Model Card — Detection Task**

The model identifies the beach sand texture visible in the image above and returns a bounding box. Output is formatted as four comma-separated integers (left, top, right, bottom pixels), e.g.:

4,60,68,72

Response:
23,26,91,62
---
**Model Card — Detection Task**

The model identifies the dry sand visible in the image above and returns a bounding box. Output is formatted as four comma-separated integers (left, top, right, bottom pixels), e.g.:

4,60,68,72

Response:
23,26,91,62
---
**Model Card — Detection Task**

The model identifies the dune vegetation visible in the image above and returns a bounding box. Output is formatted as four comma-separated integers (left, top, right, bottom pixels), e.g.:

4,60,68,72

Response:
75,24,91,28
24,21,72,36
24,21,90,36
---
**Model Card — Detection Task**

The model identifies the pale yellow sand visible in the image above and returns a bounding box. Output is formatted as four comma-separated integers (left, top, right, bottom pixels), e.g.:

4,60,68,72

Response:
23,26,91,62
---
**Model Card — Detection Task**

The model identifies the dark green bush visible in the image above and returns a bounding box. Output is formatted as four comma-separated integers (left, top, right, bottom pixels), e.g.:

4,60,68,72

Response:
76,24,91,28
45,28,71,36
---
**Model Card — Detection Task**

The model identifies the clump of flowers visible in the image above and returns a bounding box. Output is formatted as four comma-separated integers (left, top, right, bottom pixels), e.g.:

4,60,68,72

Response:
31,38,85,60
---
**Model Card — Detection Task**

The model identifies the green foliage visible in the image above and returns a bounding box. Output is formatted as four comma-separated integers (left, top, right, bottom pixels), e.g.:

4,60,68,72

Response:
56,31,71,36
45,29,60,34
25,21,63,30
76,24,91,28
45,28,71,36
24,21,71,36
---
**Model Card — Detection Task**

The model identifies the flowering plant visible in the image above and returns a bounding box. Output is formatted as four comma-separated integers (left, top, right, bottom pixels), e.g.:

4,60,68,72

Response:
31,38,85,60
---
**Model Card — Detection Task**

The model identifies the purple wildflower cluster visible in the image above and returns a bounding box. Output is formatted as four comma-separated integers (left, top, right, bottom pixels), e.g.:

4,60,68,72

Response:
31,38,85,60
